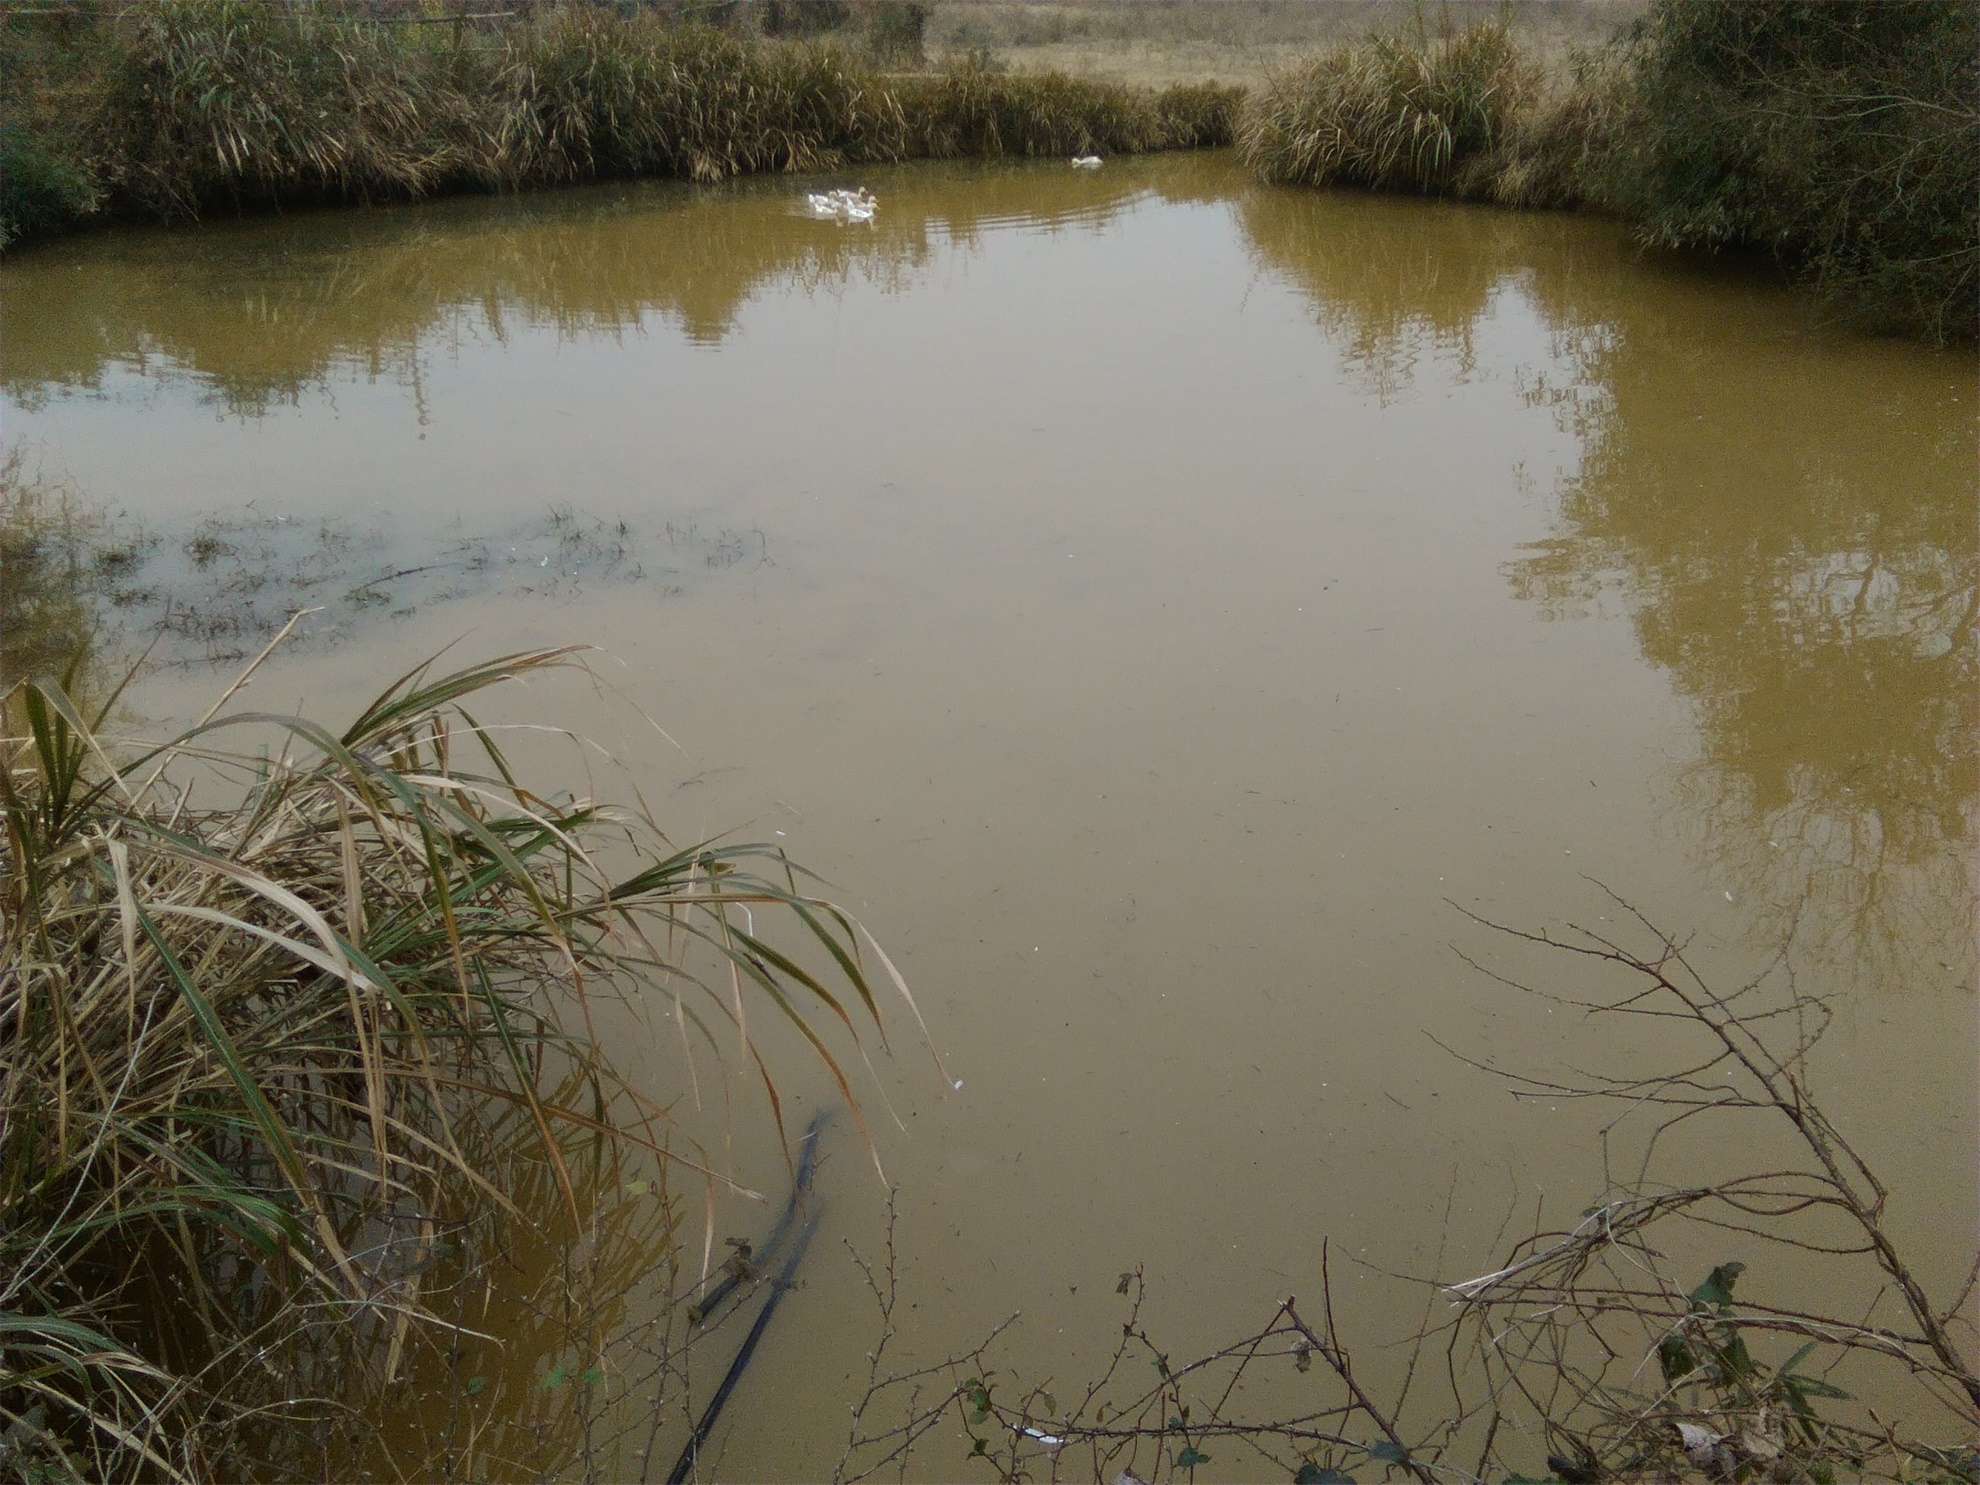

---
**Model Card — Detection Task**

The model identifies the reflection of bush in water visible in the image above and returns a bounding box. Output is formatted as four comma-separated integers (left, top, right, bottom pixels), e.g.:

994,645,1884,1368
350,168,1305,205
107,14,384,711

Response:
1501,281,1975,983
1236,184,1598,397
0,162,1173,413
1242,186,1974,980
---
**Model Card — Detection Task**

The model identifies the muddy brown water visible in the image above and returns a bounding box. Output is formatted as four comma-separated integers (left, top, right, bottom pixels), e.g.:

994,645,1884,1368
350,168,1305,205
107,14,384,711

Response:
3,153,1974,1478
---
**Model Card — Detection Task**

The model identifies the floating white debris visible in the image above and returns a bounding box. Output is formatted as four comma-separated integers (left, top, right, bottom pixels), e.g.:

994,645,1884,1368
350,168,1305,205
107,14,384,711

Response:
1675,1421,1730,1472
804,187,877,222
1071,153,1103,168
1016,1425,1067,1449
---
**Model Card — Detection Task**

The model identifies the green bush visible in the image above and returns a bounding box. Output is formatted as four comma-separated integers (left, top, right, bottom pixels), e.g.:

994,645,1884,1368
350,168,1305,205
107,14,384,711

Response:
0,6,110,246
1599,0,1979,341
0,118,102,247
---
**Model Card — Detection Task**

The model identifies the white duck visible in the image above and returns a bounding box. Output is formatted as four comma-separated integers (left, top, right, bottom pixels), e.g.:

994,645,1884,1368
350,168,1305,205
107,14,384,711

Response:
803,187,878,221
1071,153,1103,169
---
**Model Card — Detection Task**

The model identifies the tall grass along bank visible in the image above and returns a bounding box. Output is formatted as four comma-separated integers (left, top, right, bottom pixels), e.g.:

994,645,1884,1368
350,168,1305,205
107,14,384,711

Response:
0,644,917,1480
1239,3,1978,342
0,0,1240,248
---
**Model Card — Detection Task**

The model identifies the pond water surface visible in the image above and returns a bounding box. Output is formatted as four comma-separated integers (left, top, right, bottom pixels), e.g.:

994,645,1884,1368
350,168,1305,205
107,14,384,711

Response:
3,152,1973,1479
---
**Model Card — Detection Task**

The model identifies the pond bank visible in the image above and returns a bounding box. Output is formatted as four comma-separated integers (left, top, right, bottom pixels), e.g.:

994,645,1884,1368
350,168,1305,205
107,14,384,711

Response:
0,2,1237,244
1237,1,1979,344
7,2,1974,344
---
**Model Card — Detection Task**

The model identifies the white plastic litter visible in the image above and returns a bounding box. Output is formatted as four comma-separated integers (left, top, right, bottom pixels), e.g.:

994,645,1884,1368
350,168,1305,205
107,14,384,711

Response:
803,187,877,222
1071,153,1103,168
1675,1421,1730,1472
1016,1425,1067,1449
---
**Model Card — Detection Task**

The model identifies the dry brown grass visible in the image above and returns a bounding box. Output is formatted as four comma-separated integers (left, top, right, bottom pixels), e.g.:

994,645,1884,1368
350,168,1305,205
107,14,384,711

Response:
0,1,1241,246
924,0,1646,88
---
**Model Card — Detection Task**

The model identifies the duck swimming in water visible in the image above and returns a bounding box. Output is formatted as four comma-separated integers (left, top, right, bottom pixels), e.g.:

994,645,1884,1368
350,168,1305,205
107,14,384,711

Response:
803,186,877,221
1071,153,1103,168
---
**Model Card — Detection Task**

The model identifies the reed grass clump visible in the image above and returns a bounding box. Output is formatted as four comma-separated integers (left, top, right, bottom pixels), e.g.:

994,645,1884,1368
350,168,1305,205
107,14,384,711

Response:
100,0,471,217
901,58,1238,158
0,0,1236,249
1238,20,1540,198
0,644,909,1479
486,10,907,185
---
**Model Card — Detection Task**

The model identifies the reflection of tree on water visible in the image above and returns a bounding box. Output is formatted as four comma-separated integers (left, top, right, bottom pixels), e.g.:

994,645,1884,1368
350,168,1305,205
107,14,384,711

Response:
0,158,1204,418
1241,185,1976,989
1235,184,1624,403
1511,328,1975,990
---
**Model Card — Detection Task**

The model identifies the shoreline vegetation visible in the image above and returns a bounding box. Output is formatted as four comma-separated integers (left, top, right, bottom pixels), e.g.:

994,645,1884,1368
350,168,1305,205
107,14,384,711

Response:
2,0,1976,341
0,0,1242,231
0,642,919,1480
1239,0,1978,343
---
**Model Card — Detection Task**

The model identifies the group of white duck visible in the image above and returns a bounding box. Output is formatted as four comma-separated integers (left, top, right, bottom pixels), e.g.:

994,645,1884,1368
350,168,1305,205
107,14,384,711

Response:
801,155,1102,223
803,186,877,222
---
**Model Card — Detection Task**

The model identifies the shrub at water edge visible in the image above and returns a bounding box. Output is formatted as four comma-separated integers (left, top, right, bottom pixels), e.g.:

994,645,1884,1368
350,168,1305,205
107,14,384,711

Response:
1595,0,1979,342
1238,3,1979,341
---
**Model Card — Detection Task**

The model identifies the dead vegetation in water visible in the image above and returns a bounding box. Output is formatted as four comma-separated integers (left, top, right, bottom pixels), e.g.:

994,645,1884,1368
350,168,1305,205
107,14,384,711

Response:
0,460,772,676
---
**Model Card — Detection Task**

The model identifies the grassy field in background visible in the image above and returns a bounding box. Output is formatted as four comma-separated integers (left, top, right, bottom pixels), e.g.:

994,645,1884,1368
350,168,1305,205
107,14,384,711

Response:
926,0,1644,87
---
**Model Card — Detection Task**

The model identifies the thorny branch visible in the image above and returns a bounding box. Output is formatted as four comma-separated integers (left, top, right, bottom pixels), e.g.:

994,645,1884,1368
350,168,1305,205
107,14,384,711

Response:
820,895,1975,1482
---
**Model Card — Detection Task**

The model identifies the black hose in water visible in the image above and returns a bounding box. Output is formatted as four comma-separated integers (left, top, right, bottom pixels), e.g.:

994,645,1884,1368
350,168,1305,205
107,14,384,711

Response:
666,1205,820,1484
685,1108,830,1327
666,1108,831,1484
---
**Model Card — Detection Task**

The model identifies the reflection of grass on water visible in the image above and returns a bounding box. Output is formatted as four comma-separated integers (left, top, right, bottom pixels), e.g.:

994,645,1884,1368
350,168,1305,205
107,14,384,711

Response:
0,155,1214,410
0,640,915,1480
1235,181,1585,399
